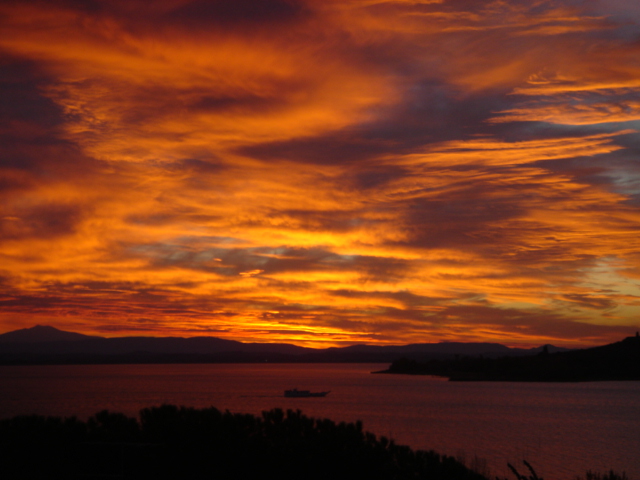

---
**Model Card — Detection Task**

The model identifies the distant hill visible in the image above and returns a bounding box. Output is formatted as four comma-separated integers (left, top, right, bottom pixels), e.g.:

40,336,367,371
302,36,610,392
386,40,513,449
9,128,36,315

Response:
0,325,570,365
0,326,282,357
322,342,568,359
381,334,640,381
0,325,99,343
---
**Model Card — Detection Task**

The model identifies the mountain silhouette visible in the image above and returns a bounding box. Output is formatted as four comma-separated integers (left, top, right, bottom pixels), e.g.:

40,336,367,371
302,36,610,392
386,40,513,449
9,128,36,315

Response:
383,333,640,381
0,325,99,343
0,324,571,365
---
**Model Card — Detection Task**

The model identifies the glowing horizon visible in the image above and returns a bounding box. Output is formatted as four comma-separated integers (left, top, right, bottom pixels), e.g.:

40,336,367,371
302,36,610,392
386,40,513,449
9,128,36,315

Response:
1,0,639,349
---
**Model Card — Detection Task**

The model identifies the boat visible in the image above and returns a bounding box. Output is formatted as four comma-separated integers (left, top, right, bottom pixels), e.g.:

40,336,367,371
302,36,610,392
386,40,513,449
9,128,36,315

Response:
284,388,330,398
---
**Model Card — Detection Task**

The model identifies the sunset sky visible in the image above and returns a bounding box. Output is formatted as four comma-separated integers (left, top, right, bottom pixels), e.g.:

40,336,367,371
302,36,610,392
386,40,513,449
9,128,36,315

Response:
1,0,639,348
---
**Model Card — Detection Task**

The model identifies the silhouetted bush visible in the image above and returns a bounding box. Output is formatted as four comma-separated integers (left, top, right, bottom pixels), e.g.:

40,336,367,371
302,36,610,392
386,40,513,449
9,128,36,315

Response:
0,405,488,480
504,460,543,480
576,471,629,480
0,407,632,480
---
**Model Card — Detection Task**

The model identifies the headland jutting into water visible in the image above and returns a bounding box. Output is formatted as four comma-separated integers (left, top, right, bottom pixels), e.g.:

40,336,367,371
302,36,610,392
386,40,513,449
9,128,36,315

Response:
378,334,640,381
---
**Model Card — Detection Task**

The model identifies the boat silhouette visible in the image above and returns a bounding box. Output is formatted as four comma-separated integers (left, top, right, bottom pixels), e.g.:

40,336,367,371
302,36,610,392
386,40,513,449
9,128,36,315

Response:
284,388,330,398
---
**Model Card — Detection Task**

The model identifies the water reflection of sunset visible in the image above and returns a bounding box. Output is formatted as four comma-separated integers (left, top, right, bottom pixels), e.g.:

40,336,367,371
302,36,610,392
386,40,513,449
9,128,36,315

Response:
1,0,639,348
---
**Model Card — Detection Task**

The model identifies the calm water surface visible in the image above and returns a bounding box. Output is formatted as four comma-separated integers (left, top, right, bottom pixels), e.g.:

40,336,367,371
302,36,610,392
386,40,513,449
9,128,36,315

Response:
1,363,639,480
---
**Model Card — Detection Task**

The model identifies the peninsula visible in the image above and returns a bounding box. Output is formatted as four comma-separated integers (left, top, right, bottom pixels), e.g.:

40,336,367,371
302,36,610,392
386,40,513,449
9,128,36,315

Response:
379,334,640,381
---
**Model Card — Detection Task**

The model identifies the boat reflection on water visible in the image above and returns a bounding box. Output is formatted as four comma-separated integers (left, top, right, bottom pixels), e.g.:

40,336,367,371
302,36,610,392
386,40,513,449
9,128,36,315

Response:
284,388,330,398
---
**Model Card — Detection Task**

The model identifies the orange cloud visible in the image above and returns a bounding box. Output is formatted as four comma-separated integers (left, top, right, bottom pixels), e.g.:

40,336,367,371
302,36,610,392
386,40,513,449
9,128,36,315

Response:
0,0,638,348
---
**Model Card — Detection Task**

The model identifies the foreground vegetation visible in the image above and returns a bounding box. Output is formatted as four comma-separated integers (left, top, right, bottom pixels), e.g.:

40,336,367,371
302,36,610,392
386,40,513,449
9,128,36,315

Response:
0,406,630,480
0,405,487,480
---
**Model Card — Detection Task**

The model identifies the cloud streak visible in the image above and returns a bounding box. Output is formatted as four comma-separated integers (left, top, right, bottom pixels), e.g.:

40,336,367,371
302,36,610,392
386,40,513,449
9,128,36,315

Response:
0,0,639,347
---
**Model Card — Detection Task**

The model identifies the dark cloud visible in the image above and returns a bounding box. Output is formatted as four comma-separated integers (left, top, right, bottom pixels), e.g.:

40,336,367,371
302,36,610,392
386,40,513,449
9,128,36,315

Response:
126,213,184,227
0,294,62,310
54,0,105,13
189,94,282,114
165,0,310,30
0,55,63,129
263,209,378,233
331,288,440,308
0,55,69,172
32,204,84,237
178,158,227,173
237,86,508,166
0,204,85,240
133,243,414,282
427,304,637,342
116,85,295,129
348,163,410,190
401,185,525,251
237,130,391,165
0,51,104,242
559,293,618,310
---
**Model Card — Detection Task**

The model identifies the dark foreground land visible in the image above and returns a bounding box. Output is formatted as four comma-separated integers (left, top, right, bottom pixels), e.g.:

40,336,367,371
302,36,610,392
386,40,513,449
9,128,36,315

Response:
0,405,487,480
381,335,640,381
0,406,631,480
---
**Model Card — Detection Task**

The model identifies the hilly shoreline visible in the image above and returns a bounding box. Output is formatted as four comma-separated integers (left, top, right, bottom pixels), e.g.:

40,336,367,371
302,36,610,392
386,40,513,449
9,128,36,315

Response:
0,325,567,366
4,326,639,381
379,334,640,382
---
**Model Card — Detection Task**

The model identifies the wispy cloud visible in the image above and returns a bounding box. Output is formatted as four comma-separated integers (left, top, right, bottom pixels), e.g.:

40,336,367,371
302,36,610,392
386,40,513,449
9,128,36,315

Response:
0,0,638,347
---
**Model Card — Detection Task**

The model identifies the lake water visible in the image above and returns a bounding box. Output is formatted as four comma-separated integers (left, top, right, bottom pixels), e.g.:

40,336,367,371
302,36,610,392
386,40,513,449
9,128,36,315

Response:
1,363,638,480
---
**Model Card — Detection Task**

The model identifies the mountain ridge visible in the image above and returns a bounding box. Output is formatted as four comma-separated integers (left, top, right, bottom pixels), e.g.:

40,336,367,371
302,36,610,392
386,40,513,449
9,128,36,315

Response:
0,325,571,364
0,325,100,343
